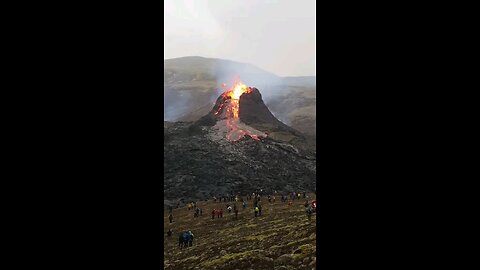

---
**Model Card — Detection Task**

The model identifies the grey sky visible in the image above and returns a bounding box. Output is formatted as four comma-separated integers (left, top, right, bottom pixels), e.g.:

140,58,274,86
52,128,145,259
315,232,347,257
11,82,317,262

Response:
164,0,316,77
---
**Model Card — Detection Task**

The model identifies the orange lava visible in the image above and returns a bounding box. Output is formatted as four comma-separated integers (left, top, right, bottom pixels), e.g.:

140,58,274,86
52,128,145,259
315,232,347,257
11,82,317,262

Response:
218,79,259,142
222,81,252,118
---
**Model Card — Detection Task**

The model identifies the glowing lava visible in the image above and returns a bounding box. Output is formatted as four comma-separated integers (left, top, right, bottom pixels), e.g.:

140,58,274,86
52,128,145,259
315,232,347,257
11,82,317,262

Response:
223,81,252,118
214,79,264,142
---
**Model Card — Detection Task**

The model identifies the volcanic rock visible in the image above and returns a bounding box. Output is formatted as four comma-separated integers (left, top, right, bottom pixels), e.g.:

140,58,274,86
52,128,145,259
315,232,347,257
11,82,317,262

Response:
239,88,287,128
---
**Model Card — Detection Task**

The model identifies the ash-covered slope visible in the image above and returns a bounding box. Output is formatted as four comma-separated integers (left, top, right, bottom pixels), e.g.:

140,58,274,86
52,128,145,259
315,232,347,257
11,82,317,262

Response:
164,88,316,206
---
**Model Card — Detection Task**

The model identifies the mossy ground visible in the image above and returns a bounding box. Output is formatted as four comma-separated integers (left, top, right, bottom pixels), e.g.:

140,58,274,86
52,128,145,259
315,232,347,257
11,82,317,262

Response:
164,194,316,270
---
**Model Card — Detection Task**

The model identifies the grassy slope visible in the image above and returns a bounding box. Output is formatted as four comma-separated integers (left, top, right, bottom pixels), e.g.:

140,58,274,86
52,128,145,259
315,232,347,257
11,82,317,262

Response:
164,194,317,270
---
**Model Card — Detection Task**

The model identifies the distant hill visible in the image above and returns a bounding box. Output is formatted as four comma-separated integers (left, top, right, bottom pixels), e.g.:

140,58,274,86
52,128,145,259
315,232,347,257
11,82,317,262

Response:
164,56,316,137
281,76,316,87
165,56,280,84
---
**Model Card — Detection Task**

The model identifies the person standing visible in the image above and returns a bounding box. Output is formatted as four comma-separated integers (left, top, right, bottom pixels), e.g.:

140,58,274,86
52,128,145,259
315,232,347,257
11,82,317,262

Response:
168,213,173,223
179,232,185,248
187,231,194,247
306,206,313,220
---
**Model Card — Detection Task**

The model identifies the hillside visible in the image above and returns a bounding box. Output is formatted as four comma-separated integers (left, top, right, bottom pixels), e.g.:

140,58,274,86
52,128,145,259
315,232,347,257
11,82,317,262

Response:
164,122,316,205
164,194,317,270
164,56,316,138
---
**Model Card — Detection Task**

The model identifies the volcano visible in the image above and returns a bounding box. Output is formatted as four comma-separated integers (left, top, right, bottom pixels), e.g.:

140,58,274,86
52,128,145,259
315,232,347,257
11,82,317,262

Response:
195,81,307,146
164,81,316,205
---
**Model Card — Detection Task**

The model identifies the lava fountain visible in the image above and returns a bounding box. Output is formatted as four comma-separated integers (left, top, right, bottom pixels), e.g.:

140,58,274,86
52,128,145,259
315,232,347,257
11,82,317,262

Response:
213,79,264,142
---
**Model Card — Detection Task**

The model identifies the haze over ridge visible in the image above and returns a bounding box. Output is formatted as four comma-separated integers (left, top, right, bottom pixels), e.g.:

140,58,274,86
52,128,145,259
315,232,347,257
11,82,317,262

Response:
164,0,316,77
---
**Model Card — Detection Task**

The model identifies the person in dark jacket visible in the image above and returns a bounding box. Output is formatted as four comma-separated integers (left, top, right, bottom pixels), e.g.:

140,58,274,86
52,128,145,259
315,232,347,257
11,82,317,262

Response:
258,204,262,216
178,233,185,248
168,213,173,223
186,231,194,247
306,206,313,220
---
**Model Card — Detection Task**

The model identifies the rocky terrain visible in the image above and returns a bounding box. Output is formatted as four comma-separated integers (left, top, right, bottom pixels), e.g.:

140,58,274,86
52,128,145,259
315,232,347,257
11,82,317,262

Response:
164,56,316,138
164,121,316,206
164,194,317,270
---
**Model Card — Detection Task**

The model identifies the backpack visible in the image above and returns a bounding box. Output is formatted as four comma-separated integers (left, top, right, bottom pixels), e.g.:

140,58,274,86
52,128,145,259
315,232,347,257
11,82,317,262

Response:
255,207,259,212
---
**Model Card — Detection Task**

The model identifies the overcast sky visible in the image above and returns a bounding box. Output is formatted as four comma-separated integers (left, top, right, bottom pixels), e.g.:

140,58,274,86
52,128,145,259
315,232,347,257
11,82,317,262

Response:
164,0,315,77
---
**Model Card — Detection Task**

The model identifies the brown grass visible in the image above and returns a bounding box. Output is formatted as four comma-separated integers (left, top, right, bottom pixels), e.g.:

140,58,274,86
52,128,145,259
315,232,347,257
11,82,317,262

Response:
164,194,316,270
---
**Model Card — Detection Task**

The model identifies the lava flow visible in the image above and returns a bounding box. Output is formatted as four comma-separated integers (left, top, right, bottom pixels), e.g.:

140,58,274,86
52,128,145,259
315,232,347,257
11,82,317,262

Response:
215,80,263,142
